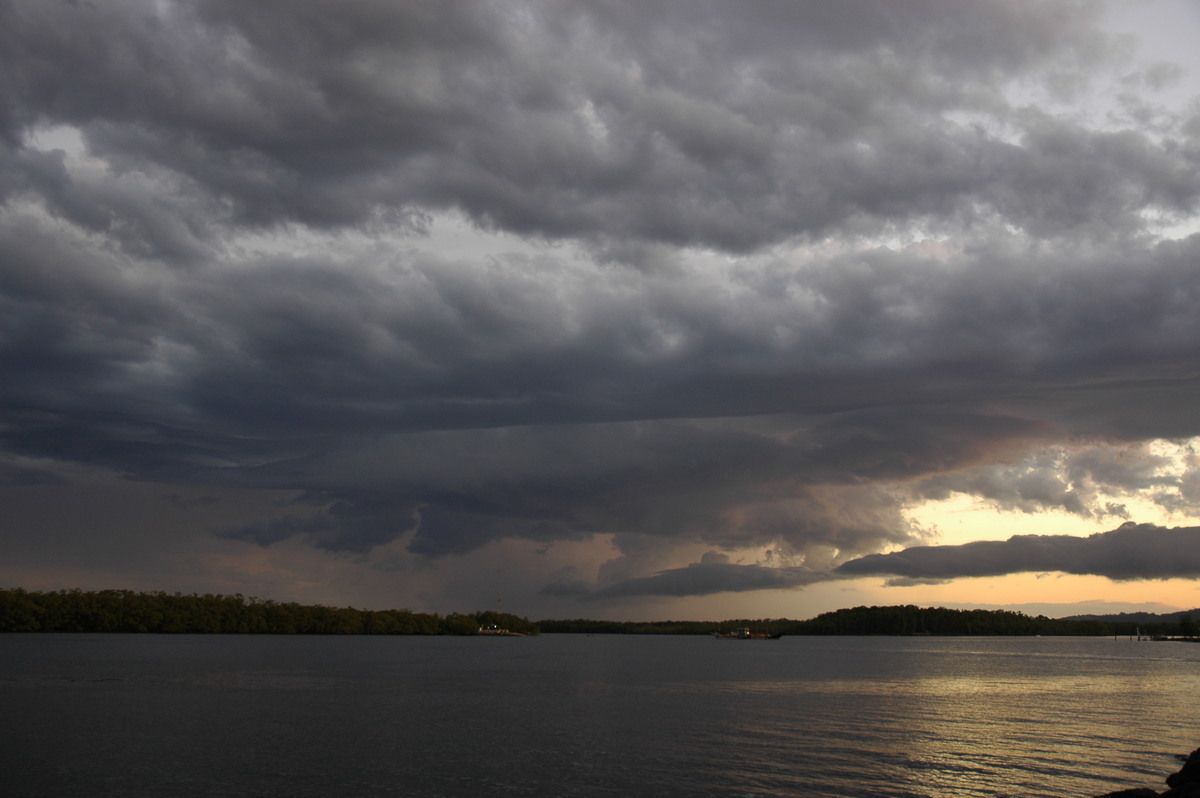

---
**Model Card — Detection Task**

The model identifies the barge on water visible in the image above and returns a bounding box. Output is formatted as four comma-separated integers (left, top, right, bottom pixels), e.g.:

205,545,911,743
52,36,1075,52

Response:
712,627,783,640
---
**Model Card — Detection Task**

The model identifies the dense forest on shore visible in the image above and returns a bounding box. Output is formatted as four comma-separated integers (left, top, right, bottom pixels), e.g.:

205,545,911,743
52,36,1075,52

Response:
3,588,1196,637
540,605,1195,637
0,588,538,635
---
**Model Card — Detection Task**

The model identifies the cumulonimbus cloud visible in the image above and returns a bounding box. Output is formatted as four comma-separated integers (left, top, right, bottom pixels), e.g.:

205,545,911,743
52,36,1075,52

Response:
2,0,1200,611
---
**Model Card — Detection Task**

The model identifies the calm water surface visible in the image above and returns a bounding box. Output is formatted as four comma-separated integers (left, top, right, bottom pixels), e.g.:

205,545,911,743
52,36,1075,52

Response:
2,634,1197,797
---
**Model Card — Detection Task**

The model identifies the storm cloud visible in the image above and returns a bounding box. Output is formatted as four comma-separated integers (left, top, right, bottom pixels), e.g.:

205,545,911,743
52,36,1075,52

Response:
837,522,1200,582
579,560,827,601
3,0,1200,611
7,0,1176,248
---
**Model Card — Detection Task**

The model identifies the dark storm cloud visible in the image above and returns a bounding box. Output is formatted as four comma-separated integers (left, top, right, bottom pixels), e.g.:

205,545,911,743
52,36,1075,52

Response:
5,210,1200,564
214,493,420,553
4,0,1195,251
837,522,1200,581
581,561,825,601
3,0,1200,597
6,209,1200,561
563,520,1200,600
209,420,927,559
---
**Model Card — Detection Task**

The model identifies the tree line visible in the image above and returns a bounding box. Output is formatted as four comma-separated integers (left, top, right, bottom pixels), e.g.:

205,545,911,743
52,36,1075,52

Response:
0,588,539,635
539,605,1196,637
3,589,1195,637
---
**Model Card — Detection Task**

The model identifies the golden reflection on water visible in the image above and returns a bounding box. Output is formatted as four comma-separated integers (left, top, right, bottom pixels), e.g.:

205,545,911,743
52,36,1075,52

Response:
840,664,1198,797
699,639,1200,798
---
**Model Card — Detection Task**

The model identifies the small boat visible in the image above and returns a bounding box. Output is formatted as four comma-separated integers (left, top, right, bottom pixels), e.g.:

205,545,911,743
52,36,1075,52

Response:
712,627,783,640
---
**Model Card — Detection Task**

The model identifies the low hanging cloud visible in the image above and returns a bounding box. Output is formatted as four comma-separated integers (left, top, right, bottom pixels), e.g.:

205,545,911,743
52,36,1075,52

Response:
837,522,1200,582
208,420,926,561
567,561,828,602
566,522,1200,602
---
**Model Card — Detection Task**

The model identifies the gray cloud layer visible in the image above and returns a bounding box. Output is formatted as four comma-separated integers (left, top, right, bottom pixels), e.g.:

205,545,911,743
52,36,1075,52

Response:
3,0,1200,604
5,0,1196,251
574,522,1200,601
837,522,1200,582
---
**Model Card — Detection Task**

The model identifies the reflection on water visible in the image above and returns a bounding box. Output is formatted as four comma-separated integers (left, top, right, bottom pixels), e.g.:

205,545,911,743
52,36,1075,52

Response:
2,634,1197,797
725,638,1200,798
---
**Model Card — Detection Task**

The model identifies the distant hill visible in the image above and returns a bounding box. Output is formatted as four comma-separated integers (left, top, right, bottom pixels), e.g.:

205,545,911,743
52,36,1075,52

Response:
1060,608,1200,624
542,605,1141,636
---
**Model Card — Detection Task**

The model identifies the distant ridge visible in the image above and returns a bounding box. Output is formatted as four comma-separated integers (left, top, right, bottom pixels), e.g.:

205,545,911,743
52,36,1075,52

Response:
1061,608,1200,624
541,605,1146,636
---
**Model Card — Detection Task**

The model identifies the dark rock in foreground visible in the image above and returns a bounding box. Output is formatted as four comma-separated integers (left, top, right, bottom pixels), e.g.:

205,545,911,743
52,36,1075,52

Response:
1096,748,1200,797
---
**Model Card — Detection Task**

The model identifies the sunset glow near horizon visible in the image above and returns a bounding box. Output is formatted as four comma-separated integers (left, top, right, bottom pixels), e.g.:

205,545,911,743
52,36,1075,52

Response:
4,0,1200,622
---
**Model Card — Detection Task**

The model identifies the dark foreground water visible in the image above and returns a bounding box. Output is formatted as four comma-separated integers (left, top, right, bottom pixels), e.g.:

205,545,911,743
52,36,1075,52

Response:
2,634,1198,797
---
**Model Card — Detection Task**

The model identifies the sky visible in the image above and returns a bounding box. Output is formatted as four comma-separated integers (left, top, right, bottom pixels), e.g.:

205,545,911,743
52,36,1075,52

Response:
4,0,1200,621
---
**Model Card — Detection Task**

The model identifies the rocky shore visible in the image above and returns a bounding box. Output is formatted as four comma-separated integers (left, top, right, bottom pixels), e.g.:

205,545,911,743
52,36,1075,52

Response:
1096,748,1200,797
